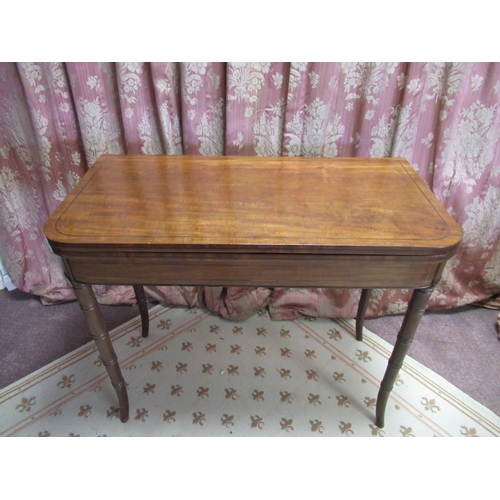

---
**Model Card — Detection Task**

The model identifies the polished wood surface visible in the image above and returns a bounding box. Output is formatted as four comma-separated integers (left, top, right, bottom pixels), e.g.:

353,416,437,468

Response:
45,155,461,256
64,253,443,288
43,155,463,427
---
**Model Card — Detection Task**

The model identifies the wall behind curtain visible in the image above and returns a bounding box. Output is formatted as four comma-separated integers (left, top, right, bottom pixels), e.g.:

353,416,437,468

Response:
0,62,499,320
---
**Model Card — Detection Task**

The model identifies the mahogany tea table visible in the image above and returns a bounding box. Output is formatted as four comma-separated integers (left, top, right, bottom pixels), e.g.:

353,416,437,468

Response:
44,155,463,428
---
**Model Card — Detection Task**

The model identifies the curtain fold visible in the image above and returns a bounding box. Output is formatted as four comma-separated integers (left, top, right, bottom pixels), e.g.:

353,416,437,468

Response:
1,62,499,320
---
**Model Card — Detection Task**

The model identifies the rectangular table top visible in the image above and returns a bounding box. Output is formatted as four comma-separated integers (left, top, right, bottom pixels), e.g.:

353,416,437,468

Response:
44,155,462,257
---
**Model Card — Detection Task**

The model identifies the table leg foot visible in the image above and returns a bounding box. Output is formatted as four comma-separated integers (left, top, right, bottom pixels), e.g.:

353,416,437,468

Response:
356,289,371,341
72,281,129,423
133,285,149,338
375,286,433,428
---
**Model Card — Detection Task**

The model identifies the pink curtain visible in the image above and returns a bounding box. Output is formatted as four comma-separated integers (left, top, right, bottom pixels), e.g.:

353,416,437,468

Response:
1,62,499,320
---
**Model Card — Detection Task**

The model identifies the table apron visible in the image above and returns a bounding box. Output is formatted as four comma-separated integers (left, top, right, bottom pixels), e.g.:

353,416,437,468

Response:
64,253,444,288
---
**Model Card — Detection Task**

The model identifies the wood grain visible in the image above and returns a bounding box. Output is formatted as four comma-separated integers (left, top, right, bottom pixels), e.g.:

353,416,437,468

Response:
64,253,442,289
44,155,462,258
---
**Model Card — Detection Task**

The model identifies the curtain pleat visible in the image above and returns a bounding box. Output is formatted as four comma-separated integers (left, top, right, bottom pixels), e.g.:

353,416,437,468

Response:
1,62,499,320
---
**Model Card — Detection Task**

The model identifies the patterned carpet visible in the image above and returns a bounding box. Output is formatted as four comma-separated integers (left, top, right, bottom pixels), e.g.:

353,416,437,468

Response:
1,304,499,437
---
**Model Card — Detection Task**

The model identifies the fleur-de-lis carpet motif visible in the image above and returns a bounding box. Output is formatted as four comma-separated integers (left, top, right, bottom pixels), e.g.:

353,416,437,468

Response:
1,305,499,437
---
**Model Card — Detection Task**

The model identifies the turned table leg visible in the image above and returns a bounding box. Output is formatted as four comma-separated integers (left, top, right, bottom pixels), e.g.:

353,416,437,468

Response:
375,286,433,428
133,285,149,338
356,288,371,341
72,281,129,423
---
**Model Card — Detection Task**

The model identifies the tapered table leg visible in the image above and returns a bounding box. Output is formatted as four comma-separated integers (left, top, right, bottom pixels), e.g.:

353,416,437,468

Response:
376,286,433,428
72,281,129,423
133,285,149,338
356,289,371,341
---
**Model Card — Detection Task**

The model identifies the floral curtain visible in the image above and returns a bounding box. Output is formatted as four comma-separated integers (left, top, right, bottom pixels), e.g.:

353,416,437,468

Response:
1,62,499,320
